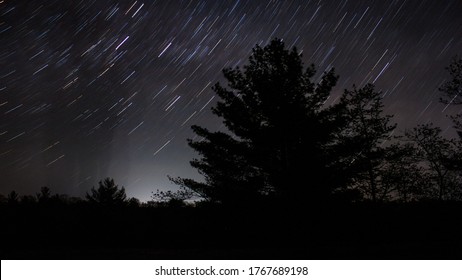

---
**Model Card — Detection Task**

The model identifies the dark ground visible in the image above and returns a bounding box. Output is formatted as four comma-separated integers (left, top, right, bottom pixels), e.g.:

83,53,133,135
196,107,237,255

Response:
2,201,461,259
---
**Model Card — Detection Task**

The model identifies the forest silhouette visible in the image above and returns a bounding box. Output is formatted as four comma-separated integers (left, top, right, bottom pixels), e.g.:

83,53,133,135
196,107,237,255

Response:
1,39,461,259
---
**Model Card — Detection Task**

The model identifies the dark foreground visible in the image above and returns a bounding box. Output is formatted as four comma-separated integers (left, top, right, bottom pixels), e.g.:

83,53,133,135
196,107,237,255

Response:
2,201,461,259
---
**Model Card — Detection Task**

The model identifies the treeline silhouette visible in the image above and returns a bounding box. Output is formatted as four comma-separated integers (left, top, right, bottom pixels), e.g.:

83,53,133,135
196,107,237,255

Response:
2,182,461,259
1,39,461,259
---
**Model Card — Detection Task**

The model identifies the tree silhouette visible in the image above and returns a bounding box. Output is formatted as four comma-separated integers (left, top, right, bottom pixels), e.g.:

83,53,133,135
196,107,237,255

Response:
334,84,396,202
172,39,341,204
439,56,462,105
85,178,127,206
406,124,461,200
437,57,462,197
151,185,194,207
7,191,19,205
127,197,141,207
36,186,51,204
453,116,462,139
381,143,428,202
439,56,462,139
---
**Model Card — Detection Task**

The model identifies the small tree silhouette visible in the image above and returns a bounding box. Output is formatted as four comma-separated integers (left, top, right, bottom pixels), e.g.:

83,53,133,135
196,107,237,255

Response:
86,178,127,206
7,191,19,205
127,197,141,207
36,186,51,203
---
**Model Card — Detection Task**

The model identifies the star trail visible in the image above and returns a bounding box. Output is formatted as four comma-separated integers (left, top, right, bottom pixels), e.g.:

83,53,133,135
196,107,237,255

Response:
1,0,461,201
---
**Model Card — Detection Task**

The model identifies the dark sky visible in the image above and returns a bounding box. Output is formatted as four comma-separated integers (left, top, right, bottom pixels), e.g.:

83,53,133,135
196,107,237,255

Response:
1,0,461,201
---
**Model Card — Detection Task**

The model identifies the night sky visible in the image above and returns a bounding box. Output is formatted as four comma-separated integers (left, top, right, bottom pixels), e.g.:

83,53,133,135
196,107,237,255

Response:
1,0,461,201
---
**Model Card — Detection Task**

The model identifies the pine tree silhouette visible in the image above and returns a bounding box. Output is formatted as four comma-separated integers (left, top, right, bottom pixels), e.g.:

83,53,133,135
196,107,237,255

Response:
85,178,127,206
172,39,342,204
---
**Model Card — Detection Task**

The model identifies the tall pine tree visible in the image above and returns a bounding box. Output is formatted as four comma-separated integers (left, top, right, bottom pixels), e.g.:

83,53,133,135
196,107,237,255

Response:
172,39,341,205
